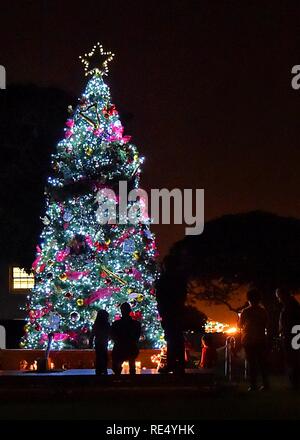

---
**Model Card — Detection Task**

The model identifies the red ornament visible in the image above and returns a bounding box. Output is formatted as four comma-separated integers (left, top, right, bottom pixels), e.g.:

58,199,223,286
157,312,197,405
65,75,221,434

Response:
68,331,78,340
108,104,118,116
102,104,118,119
95,242,108,252
130,311,142,320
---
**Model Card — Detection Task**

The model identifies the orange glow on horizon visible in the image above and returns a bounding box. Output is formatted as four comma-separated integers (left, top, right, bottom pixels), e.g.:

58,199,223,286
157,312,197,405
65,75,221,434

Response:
225,327,238,334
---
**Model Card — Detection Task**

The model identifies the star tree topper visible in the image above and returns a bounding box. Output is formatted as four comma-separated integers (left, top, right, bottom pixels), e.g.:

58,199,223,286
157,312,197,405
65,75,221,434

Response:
79,42,115,77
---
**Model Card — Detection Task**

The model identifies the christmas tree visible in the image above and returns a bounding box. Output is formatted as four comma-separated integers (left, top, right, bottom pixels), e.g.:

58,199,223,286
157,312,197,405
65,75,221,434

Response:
22,43,163,349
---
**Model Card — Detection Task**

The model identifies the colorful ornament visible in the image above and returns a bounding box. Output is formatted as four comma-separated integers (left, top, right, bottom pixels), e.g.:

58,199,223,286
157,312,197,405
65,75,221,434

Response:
70,311,80,322
85,146,94,156
123,239,135,254
47,312,61,331
63,210,73,222
59,273,68,281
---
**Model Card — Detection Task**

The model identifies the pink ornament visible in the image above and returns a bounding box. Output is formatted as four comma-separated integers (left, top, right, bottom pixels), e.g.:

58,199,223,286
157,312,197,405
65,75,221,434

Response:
40,334,48,343
65,270,90,281
122,135,132,143
84,287,120,305
65,119,75,128
108,123,124,141
53,333,69,341
85,235,94,248
32,255,41,270
94,127,104,137
56,248,70,262
38,263,46,273
32,245,42,270
132,268,142,280
65,129,73,139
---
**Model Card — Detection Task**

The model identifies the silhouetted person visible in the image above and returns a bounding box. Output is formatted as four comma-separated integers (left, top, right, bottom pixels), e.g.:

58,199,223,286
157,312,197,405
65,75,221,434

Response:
200,334,217,369
239,289,269,391
276,287,300,389
156,258,187,374
89,310,110,375
156,283,186,375
111,303,141,375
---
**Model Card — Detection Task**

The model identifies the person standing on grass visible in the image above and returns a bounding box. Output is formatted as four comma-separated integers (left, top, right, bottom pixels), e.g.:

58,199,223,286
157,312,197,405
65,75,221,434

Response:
111,303,141,375
89,310,111,375
239,289,270,391
276,287,300,390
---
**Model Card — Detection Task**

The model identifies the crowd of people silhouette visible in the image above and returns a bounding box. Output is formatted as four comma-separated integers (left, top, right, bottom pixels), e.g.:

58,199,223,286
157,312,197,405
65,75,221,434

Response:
89,302,141,375
90,289,300,391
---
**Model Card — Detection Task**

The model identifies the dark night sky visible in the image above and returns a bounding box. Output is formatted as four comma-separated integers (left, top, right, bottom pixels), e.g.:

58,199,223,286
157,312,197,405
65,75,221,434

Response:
2,0,300,258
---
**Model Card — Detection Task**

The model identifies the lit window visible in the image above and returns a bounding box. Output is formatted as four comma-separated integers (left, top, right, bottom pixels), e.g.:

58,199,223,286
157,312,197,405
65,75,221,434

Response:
11,267,35,291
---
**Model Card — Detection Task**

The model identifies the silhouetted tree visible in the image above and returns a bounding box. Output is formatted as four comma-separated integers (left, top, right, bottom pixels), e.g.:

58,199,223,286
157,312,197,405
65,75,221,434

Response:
158,211,300,337
188,278,247,316
182,305,207,331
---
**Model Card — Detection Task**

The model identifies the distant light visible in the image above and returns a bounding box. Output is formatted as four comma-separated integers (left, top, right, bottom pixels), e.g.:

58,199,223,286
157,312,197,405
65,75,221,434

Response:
225,327,238,334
